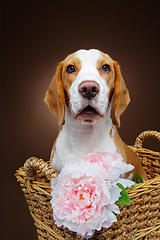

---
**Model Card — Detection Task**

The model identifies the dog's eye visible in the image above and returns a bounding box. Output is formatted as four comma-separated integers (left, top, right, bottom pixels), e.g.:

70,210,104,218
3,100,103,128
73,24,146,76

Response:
67,65,76,73
102,64,110,73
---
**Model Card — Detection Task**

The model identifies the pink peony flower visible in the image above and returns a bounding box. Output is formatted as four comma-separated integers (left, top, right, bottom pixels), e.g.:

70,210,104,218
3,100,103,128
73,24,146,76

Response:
72,152,134,185
50,153,134,238
51,161,121,238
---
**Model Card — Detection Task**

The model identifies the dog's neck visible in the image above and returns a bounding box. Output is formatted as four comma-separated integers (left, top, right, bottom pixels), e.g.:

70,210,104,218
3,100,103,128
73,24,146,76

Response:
52,106,117,172
66,105,116,152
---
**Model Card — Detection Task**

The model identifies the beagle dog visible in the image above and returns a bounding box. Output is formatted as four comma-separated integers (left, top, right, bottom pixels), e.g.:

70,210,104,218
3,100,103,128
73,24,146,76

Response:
45,49,147,181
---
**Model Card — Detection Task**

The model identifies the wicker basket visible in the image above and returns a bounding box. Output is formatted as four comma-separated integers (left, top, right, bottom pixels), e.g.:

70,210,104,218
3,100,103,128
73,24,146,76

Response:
15,130,160,240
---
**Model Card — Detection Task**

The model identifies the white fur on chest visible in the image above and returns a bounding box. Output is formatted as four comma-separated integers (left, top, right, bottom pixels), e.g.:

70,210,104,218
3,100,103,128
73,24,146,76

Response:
51,107,117,172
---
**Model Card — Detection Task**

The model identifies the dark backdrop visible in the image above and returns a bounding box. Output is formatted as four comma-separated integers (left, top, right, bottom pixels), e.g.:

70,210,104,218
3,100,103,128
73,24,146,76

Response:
1,1,160,239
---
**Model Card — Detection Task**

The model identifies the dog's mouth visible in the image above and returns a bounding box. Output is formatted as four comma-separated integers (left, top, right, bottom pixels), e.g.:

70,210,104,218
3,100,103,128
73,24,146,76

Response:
73,105,103,124
80,105,99,116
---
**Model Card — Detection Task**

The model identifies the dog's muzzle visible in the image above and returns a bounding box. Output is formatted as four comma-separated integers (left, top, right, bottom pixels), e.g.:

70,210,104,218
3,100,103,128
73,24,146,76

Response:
72,81,104,124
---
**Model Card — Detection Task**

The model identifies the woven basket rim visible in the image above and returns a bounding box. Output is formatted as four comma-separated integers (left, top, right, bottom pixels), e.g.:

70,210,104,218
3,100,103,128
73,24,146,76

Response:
16,159,160,199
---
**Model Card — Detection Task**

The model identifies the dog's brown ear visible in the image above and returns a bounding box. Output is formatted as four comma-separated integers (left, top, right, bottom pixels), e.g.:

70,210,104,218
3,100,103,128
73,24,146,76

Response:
111,61,130,127
44,61,65,127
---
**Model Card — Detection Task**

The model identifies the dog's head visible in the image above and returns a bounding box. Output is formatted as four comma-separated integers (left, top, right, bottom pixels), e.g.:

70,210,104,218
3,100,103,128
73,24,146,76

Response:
44,49,130,127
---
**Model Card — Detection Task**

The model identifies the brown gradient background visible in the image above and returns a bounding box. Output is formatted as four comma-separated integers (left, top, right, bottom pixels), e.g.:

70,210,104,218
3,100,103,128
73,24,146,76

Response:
1,1,160,239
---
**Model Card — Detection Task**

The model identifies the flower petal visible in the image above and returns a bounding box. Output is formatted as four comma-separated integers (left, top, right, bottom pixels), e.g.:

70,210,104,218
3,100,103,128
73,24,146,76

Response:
109,185,121,204
116,178,135,188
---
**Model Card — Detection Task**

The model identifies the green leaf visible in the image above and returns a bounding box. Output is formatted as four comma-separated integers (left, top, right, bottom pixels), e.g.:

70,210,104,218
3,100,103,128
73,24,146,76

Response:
115,183,131,205
136,172,143,183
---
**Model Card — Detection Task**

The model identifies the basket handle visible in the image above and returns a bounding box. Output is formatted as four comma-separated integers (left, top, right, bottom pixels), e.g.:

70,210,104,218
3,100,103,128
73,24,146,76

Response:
24,157,58,181
134,130,160,149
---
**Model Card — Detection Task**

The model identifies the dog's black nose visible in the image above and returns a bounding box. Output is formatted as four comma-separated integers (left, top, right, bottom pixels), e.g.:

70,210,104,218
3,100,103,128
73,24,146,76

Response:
78,81,100,100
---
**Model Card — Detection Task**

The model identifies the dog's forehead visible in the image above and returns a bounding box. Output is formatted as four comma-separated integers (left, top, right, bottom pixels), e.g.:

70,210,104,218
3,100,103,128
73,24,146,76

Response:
63,49,113,67
76,49,101,66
